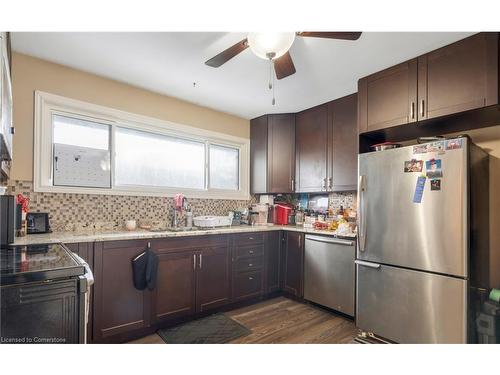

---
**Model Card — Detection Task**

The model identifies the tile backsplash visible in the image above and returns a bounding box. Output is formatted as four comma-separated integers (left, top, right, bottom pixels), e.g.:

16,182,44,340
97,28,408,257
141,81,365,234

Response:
9,180,254,232
8,180,356,232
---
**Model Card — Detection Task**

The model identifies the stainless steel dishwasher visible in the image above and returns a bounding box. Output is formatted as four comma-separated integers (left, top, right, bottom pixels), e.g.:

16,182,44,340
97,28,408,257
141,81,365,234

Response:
304,235,355,316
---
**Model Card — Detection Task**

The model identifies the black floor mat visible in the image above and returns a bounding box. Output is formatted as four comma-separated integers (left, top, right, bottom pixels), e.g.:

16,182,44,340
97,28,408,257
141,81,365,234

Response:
157,313,252,344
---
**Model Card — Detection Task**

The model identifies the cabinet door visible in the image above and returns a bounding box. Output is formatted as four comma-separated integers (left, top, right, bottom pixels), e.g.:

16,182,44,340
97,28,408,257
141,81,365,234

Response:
283,232,304,297
250,115,268,194
268,114,295,193
358,59,418,133
295,104,328,192
328,94,358,191
265,231,281,293
418,33,498,121
196,244,231,312
151,251,196,323
93,240,149,342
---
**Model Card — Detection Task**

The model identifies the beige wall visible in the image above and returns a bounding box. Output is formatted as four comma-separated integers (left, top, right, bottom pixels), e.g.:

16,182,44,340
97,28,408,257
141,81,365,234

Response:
11,52,250,181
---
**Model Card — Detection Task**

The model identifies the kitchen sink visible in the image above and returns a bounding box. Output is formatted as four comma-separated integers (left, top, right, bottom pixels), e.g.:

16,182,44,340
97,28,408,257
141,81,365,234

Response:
148,227,196,233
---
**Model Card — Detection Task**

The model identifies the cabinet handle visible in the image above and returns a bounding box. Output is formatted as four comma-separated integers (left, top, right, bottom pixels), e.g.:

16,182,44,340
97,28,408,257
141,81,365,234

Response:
420,99,425,117
322,178,327,191
10,126,15,135
328,177,332,191
199,254,202,269
248,236,254,240
249,250,254,254
410,102,415,119
248,277,254,280
291,178,295,191
193,254,196,270
248,263,253,267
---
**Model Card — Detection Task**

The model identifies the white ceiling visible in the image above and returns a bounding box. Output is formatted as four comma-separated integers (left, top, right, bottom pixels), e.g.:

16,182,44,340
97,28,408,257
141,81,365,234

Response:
11,32,475,119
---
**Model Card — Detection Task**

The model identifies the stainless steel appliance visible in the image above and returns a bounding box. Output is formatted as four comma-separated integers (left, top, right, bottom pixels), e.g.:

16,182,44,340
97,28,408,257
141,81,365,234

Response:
0,243,92,343
304,235,355,316
356,137,490,343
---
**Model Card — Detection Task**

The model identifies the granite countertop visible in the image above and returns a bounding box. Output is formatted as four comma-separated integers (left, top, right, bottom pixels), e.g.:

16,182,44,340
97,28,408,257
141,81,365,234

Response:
13,225,357,246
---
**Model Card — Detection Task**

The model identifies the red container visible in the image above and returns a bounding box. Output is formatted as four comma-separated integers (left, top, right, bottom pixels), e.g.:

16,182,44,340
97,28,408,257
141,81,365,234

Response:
274,204,292,225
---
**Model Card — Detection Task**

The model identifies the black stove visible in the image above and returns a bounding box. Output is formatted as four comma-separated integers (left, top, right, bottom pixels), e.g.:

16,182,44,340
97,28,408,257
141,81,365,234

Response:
0,243,85,285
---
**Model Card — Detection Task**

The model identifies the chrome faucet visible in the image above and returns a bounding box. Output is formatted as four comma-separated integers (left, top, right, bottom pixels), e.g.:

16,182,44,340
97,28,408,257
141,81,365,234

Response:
171,196,188,229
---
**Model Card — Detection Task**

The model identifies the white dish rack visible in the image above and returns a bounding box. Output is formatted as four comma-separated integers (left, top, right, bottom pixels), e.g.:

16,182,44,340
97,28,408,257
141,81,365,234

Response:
193,215,232,229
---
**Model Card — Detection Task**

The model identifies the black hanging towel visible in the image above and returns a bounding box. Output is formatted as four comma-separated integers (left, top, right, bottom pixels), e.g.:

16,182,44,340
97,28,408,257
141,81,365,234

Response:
146,248,159,290
132,242,158,291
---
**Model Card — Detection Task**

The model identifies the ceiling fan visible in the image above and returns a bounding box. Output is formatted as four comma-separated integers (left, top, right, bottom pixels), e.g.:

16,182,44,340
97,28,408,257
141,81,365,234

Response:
205,32,362,80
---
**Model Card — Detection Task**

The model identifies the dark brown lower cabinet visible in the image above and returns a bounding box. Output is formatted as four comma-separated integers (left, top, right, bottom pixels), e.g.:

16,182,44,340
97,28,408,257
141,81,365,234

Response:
90,231,305,343
196,245,231,311
151,236,231,324
93,240,150,342
151,251,197,323
232,235,266,301
282,232,304,298
265,231,281,293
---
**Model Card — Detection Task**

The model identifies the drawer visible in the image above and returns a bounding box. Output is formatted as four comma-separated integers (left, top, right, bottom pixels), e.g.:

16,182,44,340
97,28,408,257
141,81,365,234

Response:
233,232,264,246
234,244,264,259
235,256,263,272
233,271,263,300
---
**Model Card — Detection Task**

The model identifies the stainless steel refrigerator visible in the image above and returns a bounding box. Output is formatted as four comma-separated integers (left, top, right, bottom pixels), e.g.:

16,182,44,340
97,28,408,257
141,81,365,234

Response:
356,137,490,344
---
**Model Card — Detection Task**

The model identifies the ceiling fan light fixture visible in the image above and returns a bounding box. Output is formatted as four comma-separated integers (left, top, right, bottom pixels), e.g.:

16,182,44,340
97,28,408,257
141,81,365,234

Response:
247,32,295,60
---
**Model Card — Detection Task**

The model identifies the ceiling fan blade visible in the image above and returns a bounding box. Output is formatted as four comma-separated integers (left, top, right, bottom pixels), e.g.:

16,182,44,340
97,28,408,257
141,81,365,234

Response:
297,32,362,40
205,38,249,67
274,51,296,80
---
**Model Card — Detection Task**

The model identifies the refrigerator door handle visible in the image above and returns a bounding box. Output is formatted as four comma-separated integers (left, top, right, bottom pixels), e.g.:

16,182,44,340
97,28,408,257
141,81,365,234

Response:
358,175,367,252
355,260,381,269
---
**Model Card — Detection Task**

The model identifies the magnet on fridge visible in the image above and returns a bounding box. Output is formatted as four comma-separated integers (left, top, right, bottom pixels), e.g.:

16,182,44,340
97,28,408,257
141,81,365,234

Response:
426,159,443,178
445,138,463,150
430,179,441,191
413,144,428,154
427,141,445,154
404,159,423,173
413,176,426,203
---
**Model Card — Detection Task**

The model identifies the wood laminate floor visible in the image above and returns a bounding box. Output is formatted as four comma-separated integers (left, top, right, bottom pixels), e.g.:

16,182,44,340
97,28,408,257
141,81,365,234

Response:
128,297,358,344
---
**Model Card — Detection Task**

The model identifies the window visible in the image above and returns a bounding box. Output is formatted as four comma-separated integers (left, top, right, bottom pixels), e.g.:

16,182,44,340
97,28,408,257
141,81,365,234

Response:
34,91,250,199
52,114,111,188
209,144,239,190
115,127,205,189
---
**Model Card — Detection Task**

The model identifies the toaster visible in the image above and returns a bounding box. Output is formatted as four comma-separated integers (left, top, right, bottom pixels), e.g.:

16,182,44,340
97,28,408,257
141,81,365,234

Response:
26,212,51,234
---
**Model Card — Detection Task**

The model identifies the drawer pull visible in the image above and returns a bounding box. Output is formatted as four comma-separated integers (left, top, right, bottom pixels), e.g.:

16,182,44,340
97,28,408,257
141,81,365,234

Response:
249,250,254,254
248,263,253,267
248,277,254,280
248,237,254,240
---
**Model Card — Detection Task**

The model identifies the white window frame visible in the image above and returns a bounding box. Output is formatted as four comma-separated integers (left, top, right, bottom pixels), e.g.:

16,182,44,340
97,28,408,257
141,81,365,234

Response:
34,91,250,200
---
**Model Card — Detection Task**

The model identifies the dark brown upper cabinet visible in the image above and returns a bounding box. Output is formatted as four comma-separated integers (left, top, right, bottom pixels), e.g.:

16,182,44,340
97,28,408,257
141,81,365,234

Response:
295,104,329,193
358,32,499,134
358,59,418,133
250,114,296,194
418,32,498,121
295,95,358,193
328,94,358,191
